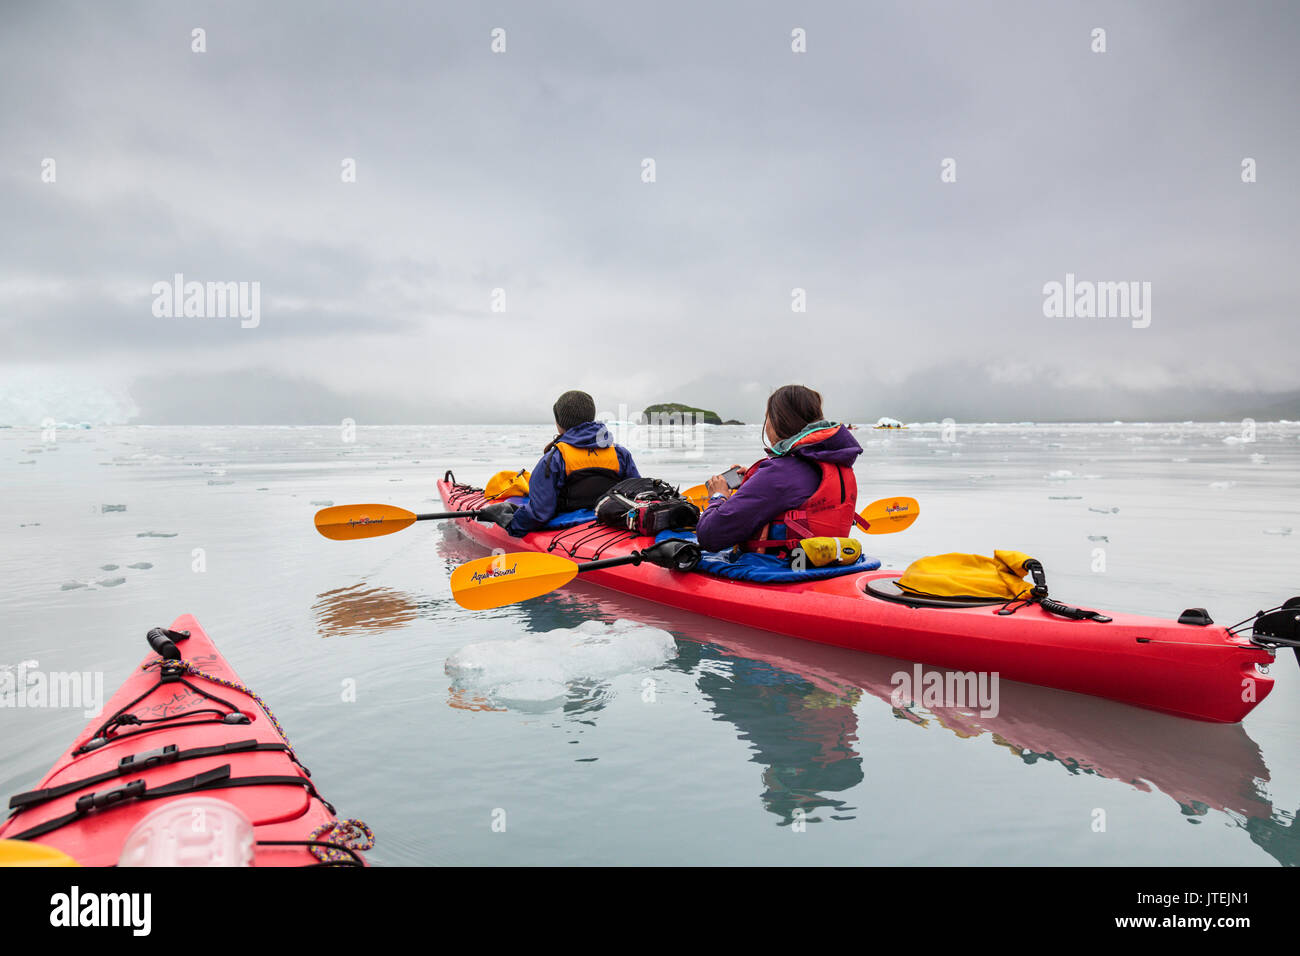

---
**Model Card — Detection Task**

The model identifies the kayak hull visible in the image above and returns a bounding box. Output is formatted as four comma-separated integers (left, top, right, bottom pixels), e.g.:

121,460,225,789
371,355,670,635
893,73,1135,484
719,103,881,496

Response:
0,615,364,866
440,479,1276,723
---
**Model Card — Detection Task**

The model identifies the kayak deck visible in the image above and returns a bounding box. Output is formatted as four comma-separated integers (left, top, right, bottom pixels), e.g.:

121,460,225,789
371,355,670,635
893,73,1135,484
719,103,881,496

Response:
440,478,1276,723
0,615,368,866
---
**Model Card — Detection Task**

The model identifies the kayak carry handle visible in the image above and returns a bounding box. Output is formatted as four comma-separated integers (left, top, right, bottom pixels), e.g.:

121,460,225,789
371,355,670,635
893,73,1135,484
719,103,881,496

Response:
146,627,190,661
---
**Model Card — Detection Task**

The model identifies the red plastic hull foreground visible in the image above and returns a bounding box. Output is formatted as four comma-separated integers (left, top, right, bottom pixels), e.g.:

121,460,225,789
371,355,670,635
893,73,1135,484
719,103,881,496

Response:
440,480,1276,723
0,614,363,866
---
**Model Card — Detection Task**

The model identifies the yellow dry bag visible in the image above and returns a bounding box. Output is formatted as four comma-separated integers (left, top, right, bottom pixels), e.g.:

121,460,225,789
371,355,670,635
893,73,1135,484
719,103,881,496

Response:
792,537,863,568
897,550,1038,600
484,469,530,501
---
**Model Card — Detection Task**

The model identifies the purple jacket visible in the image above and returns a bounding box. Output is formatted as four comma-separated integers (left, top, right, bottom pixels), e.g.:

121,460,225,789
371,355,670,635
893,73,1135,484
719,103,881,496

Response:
695,425,863,552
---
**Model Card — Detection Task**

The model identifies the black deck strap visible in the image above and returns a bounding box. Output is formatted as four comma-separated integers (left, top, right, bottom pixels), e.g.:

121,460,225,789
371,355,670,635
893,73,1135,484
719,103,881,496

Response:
7,740,287,812
7,765,329,842
76,715,247,755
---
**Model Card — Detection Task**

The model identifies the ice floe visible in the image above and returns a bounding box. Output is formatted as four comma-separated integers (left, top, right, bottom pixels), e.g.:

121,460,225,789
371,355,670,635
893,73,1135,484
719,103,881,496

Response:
445,619,676,707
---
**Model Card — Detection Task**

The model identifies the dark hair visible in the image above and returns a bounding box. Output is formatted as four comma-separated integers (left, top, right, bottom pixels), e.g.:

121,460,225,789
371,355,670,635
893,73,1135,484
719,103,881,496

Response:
765,385,824,441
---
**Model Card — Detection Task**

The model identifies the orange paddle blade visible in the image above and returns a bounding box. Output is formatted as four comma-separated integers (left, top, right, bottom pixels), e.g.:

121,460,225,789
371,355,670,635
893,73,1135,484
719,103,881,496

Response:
450,552,580,610
858,496,920,534
682,483,710,510
314,504,417,540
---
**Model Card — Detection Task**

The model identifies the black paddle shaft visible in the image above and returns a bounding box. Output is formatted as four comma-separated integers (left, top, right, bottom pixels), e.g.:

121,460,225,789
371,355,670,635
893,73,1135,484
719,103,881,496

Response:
415,510,481,520
577,554,643,572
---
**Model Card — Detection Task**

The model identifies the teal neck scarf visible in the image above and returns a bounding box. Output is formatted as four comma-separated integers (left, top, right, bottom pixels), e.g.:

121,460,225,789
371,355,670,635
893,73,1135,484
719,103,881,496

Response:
767,420,838,457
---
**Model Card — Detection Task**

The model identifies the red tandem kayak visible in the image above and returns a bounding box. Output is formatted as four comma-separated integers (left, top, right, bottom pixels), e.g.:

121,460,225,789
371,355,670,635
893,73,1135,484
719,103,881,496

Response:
439,475,1292,724
0,615,370,866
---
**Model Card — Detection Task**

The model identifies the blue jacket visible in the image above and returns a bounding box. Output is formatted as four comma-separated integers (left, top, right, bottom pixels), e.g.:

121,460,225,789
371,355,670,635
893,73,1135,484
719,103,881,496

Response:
506,421,640,536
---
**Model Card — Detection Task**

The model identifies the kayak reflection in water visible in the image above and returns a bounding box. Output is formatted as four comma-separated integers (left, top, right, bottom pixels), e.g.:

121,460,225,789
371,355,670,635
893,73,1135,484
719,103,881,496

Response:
481,390,640,538
696,385,863,553
670,640,865,825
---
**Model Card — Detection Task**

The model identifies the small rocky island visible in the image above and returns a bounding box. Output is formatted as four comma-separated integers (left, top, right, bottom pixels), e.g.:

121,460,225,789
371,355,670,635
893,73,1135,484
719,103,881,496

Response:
642,403,742,425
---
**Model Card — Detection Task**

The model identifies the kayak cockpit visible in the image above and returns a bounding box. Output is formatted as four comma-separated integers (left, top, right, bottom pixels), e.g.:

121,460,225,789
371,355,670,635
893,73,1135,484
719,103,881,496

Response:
862,575,1006,609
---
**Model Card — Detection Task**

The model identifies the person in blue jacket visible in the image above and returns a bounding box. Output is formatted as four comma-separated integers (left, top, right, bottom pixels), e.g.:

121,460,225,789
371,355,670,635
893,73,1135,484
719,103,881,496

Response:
480,390,640,537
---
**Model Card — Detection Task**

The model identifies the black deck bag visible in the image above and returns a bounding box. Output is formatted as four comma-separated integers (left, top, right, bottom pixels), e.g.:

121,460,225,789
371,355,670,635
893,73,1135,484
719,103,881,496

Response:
595,478,700,536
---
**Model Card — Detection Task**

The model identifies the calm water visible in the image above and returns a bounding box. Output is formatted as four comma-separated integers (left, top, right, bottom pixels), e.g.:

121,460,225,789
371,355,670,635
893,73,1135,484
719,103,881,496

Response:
1,421,1298,865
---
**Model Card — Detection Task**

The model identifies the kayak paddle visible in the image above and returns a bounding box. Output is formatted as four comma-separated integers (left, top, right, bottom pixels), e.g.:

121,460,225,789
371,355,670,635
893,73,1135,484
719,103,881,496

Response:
682,483,710,509
451,540,702,610
447,496,921,610
314,503,481,541
318,494,918,543
857,496,919,534
685,488,920,534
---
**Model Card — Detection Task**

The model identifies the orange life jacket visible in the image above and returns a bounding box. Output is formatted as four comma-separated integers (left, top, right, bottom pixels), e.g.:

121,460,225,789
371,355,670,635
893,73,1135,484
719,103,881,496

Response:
553,441,623,510
742,426,865,554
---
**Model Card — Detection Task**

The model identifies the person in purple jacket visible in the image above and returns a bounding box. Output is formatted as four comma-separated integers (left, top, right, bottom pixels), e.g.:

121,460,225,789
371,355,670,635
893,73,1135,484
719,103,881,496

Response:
696,385,863,554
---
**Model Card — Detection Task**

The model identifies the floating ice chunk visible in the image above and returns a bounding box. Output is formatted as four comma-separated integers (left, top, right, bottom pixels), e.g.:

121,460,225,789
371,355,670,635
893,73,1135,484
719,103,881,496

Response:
445,619,677,706
1048,495,1082,500
100,564,119,571
1208,481,1236,490
310,500,334,506
1087,535,1109,542
137,531,178,538
1045,470,1075,480
1171,457,1189,463
1088,506,1119,514
101,504,126,513
1250,454,1268,464
127,562,152,569
1263,528,1292,536
97,577,126,588
60,581,87,591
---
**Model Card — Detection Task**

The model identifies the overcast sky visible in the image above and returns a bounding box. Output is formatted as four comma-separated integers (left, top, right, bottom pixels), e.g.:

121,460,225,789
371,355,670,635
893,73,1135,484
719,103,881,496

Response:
2,0,1297,424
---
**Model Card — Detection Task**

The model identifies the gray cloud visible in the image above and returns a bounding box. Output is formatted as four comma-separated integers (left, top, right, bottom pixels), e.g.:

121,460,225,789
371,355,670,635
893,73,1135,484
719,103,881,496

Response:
1,0,1297,424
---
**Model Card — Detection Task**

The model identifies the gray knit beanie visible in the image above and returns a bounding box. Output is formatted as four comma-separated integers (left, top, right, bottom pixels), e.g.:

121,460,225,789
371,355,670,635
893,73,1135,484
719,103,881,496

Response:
553,390,596,431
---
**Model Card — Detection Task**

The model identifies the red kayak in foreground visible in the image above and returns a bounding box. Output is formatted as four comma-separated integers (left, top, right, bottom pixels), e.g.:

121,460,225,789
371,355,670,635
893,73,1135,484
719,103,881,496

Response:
0,615,370,866
439,475,1295,724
